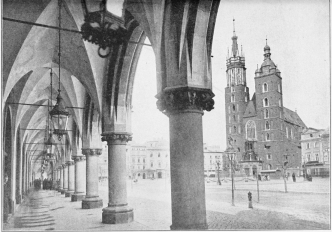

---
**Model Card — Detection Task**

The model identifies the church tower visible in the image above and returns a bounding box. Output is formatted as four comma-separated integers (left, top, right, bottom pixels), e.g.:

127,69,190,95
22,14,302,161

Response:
254,41,284,161
225,20,250,156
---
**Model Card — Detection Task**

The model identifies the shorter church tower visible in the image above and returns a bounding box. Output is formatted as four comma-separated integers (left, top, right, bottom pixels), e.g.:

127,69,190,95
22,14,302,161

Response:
225,20,250,157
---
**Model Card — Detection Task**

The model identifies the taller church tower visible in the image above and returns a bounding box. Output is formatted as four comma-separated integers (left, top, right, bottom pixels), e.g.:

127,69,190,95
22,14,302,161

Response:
225,20,250,156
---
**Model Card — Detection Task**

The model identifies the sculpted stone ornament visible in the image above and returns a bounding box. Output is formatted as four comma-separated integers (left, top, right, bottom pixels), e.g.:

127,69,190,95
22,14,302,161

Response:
82,149,102,156
72,156,86,162
156,87,215,115
101,132,132,144
66,161,75,166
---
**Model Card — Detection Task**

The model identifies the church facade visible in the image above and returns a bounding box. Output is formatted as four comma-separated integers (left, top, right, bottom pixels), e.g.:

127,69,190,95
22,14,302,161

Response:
224,26,306,177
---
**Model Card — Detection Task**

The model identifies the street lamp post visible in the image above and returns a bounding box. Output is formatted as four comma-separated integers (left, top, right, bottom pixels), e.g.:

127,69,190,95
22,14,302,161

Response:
216,160,221,185
226,150,236,206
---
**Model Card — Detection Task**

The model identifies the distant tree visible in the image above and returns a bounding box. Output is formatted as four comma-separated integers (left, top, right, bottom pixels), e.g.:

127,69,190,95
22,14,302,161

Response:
275,154,297,193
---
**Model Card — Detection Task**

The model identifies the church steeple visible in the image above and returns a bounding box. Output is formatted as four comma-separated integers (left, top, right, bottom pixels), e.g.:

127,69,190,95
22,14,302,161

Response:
231,19,238,57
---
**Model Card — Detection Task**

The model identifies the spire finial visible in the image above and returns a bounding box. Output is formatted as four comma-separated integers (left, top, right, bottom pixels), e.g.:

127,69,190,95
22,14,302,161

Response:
233,18,236,36
266,36,268,45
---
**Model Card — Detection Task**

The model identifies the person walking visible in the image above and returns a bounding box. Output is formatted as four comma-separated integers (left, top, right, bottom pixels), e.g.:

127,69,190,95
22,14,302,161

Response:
292,172,296,182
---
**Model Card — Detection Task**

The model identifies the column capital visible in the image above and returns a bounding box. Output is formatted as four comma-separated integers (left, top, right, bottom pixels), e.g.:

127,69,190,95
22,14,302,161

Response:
82,148,102,156
156,87,214,115
101,132,132,145
61,164,67,168
72,156,86,162
66,161,75,166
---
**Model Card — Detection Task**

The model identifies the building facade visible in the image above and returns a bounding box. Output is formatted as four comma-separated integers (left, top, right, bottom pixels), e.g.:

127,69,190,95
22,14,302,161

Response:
224,26,306,177
301,128,330,177
203,144,223,178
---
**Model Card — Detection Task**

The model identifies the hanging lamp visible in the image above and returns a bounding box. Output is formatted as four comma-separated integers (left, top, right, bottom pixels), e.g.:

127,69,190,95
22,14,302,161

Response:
50,0,70,141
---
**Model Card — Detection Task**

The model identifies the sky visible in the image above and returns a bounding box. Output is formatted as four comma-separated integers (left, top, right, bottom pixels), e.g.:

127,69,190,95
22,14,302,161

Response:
131,0,330,150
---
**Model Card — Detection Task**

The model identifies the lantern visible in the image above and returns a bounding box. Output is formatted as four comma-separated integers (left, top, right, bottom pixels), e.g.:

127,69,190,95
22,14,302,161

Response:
45,132,56,154
81,0,127,57
49,92,69,141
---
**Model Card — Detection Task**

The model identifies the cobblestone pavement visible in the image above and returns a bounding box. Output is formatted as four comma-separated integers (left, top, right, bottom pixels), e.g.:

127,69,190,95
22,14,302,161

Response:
3,178,330,231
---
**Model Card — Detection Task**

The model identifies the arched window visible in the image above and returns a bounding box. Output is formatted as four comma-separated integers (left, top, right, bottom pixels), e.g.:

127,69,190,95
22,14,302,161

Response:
286,127,289,138
267,164,272,170
265,121,270,130
228,105,231,113
264,109,269,119
231,95,235,102
307,154,310,161
233,104,236,111
266,133,270,141
264,98,269,107
158,153,160,157
233,126,237,133
245,120,257,140
263,83,268,92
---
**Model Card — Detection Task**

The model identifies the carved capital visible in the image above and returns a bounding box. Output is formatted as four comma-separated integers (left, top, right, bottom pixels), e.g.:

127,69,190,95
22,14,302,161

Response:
66,161,75,166
72,156,86,162
62,163,68,168
82,148,102,156
101,132,132,144
156,87,215,115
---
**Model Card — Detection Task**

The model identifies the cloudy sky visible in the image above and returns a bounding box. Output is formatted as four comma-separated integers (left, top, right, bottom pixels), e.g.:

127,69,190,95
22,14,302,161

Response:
131,0,330,149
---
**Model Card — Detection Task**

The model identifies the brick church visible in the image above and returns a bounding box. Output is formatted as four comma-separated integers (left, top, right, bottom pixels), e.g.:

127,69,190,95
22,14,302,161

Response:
224,23,306,177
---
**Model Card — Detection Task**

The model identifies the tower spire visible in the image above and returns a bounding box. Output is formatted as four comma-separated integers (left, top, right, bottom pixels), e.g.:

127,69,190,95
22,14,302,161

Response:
231,19,238,57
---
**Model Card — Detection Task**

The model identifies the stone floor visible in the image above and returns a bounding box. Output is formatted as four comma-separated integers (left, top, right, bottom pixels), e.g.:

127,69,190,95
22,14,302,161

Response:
3,178,330,231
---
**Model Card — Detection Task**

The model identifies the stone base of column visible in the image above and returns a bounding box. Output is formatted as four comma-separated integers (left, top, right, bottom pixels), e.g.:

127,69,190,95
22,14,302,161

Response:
71,193,85,202
65,191,74,198
82,196,103,209
60,189,67,195
170,223,208,230
102,205,134,224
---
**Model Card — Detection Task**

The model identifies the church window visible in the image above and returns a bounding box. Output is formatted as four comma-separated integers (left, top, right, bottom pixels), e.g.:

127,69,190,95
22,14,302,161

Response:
291,128,294,139
233,104,236,111
266,154,272,160
233,126,237,133
286,127,289,138
245,120,256,140
265,121,270,130
315,154,319,161
279,99,281,107
306,143,310,149
278,83,281,93
264,109,269,119
263,98,269,107
238,126,241,134
245,96,248,102
263,83,268,93
266,133,270,141
231,95,235,102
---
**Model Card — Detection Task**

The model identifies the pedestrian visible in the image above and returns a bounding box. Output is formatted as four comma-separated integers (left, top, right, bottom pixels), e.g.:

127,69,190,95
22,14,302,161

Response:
292,173,296,182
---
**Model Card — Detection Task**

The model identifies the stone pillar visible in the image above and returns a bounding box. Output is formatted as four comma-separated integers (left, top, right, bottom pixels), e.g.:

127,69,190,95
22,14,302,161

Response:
61,164,68,194
156,87,214,230
82,149,103,209
59,166,64,193
65,161,75,197
71,156,86,201
57,168,61,191
101,133,133,224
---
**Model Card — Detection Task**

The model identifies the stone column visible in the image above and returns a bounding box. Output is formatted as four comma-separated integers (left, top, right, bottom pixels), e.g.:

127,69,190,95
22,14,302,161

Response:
82,149,103,209
156,87,214,230
71,156,86,201
57,168,61,191
65,161,75,197
101,133,133,224
61,164,68,194
59,166,64,193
